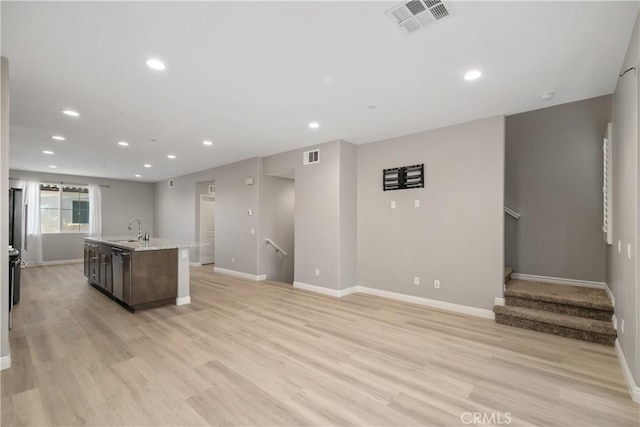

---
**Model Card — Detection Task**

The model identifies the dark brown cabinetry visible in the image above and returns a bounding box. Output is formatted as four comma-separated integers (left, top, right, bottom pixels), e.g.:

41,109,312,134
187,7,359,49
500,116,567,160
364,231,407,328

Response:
83,241,177,311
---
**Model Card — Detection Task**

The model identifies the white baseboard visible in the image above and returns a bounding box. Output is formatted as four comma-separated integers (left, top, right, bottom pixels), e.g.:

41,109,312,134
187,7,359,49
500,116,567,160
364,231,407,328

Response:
214,267,264,282
293,282,358,298
0,355,11,370
615,339,640,403
604,284,615,307
495,297,505,306
176,296,191,306
293,281,494,319
189,262,202,267
23,258,84,267
511,273,606,289
356,286,495,319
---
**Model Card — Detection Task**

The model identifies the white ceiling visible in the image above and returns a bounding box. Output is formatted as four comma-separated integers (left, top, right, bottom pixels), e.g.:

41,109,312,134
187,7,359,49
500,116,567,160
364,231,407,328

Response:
3,1,638,182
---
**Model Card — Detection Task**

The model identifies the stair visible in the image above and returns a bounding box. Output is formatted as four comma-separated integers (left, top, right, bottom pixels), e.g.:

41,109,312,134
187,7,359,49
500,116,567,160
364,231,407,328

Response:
494,271,616,346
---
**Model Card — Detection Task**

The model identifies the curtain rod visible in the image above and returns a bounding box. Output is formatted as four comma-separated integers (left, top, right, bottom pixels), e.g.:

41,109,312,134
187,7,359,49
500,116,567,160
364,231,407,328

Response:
9,178,110,188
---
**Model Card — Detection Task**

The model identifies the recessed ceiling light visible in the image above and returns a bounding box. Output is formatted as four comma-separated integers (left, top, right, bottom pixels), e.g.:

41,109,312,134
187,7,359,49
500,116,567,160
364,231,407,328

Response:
309,122,320,129
144,164,151,168
464,70,482,81
42,150,54,155
146,58,166,71
48,165,57,169
167,154,176,159
62,110,79,117
135,174,142,178
52,135,65,141
202,140,213,146
118,141,129,146
540,92,555,101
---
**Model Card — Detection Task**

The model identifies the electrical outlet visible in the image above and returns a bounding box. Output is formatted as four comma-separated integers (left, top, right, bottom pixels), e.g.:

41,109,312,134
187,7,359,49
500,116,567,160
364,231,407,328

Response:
434,280,440,288
231,257,235,264
390,201,396,209
414,277,420,285
618,241,622,253
621,319,625,334
250,228,255,235
414,199,420,208
627,244,632,260
247,209,253,216
315,268,320,276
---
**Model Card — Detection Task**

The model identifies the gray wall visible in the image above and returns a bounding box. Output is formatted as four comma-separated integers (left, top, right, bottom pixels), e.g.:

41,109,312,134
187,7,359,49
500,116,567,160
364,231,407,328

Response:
1,57,11,364
261,140,357,291
9,170,154,262
257,172,295,283
608,10,639,386
154,158,260,275
505,95,612,282
357,116,505,310
339,140,358,289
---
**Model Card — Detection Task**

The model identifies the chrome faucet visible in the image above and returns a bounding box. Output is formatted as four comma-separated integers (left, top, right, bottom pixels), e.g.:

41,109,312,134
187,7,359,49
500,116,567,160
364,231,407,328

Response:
127,218,142,241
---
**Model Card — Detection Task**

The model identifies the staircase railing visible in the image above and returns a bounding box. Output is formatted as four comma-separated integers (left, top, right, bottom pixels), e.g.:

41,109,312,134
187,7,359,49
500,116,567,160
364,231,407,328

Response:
265,238,288,256
504,206,521,219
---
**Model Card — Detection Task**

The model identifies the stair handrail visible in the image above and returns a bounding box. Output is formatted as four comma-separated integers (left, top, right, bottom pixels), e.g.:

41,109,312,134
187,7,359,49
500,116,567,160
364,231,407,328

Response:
265,238,288,256
504,206,521,219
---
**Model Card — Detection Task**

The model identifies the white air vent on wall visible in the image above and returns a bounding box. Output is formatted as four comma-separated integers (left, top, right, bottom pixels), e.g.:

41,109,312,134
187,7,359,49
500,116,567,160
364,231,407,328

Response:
386,0,454,36
303,149,320,165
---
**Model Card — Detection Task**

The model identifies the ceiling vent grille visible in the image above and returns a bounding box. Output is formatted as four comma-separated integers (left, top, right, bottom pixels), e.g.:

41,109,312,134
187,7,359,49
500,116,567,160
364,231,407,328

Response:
386,0,454,36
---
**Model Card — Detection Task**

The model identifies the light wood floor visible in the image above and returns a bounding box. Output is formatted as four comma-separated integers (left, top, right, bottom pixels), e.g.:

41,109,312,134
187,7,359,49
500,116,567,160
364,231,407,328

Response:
2,264,638,426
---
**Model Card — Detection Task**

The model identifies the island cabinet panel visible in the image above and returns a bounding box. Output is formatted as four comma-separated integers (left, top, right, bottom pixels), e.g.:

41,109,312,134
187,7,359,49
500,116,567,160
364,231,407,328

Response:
130,249,177,309
84,240,180,312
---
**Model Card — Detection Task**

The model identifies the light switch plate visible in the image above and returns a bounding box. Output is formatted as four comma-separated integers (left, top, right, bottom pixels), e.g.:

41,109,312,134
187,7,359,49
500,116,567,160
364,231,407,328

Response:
414,200,420,208
391,201,396,209
627,244,632,259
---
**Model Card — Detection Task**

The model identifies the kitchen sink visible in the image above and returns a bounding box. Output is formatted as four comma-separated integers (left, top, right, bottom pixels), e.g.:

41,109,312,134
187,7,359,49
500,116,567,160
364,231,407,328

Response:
108,239,139,243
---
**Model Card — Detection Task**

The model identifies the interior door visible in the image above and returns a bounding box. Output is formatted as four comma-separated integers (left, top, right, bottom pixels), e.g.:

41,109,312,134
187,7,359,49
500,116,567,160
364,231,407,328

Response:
200,196,215,265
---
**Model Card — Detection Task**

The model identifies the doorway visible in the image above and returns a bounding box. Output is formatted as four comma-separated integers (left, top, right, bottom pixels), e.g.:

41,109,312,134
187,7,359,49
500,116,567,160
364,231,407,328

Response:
199,194,215,265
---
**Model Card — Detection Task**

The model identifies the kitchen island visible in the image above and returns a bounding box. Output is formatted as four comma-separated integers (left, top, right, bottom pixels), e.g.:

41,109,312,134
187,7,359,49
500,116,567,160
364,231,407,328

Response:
84,237,195,311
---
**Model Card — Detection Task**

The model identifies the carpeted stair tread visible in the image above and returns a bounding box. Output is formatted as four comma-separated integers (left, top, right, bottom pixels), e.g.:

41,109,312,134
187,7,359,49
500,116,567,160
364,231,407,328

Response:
493,305,616,336
505,280,612,311
504,267,513,285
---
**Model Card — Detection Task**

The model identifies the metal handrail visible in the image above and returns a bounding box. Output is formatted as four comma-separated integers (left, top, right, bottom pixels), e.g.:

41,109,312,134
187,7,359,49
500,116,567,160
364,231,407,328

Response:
504,206,521,219
265,238,287,256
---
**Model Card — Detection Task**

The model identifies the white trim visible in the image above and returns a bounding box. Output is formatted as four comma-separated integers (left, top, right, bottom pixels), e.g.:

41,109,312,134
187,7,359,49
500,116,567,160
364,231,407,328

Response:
293,282,494,318
0,355,11,370
176,296,191,306
189,262,202,267
214,267,264,281
612,314,618,330
511,273,606,289
293,282,358,298
615,339,640,403
604,283,615,307
23,258,83,267
355,286,495,319
495,297,505,306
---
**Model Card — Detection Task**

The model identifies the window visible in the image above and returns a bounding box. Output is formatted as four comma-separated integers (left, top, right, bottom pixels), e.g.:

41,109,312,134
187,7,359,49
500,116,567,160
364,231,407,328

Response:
40,184,90,233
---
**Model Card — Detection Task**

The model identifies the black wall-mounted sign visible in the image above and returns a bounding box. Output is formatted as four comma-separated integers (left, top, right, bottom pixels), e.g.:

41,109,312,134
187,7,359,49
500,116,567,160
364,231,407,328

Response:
383,163,424,191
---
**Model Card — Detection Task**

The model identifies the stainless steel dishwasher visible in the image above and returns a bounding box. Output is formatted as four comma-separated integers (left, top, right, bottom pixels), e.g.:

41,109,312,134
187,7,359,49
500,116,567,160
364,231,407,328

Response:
111,249,132,304
111,248,124,301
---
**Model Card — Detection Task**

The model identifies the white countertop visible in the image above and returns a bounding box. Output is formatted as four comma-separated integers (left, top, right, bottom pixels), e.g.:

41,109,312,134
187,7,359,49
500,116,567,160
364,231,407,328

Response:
85,236,199,252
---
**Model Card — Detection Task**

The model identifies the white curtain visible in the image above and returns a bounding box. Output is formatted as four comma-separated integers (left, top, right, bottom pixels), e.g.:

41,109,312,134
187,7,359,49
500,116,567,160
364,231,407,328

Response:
88,184,102,237
23,181,43,265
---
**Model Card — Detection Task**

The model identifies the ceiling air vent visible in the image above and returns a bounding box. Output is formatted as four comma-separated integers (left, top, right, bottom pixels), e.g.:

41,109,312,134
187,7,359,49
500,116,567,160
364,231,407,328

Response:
386,0,454,36
303,149,320,165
